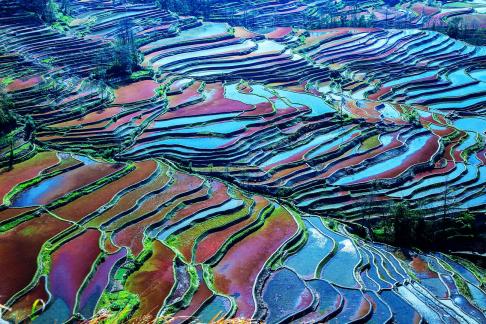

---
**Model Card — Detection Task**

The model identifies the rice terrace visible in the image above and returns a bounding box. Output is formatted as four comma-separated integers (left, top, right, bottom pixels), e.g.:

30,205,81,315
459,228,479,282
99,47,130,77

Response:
0,0,485,323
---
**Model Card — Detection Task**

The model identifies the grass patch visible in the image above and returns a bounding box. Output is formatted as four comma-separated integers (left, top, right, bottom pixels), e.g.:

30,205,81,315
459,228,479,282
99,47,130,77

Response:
130,70,152,81
1,76,14,87
95,290,140,323
360,134,380,150
41,57,55,65
0,211,37,233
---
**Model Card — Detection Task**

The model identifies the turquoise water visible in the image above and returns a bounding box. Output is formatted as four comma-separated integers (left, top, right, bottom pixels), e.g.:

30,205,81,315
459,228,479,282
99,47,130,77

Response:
307,32,369,57
366,292,393,323
448,68,474,85
166,119,256,135
362,249,393,289
468,283,486,310
262,129,350,167
155,40,256,69
379,248,408,278
470,69,486,82
384,70,437,87
251,84,290,109
452,164,482,188
275,89,335,117
377,103,401,119
306,128,359,159
384,31,432,62
134,136,232,152
379,133,395,146
334,134,432,185
74,155,97,165
436,254,481,286
410,38,453,61
421,278,448,299
11,155,96,207
224,83,268,105
396,285,442,323
11,173,66,207
405,33,442,56
370,250,396,284
430,95,485,110
468,153,481,166
154,112,240,129
453,117,486,134
414,82,486,102
458,190,486,209
370,247,406,282
195,295,232,322
457,131,478,151
146,22,230,49
33,298,70,324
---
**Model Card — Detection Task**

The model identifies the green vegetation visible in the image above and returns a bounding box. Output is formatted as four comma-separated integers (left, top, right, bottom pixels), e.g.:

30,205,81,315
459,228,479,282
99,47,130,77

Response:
360,135,380,151
0,211,38,233
1,77,14,87
462,134,485,162
107,19,139,77
39,244,53,275
95,290,140,323
41,57,55,64
402,106,420,125
454,274,474,300
0,95,17,136
441,17,485,46
327,219,338,231
99,146,122,160
0,131,16,171
158,0,212,17
93,240,155,322
130,70,152,81
370,202,481,251
1,1,485,322
30,299,45,320
156,84,168,98
0,92,36,170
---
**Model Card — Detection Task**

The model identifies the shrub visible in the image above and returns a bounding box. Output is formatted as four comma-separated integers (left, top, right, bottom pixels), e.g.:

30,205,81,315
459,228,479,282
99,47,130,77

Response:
0,95,17,136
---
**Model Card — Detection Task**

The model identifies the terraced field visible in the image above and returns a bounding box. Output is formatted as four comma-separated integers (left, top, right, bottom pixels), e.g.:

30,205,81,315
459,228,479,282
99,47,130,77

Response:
167,0,486,31
0,0,485,323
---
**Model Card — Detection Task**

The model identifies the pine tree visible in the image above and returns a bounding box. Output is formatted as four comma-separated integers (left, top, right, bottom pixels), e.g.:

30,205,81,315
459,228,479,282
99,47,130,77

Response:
111,18,138,76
